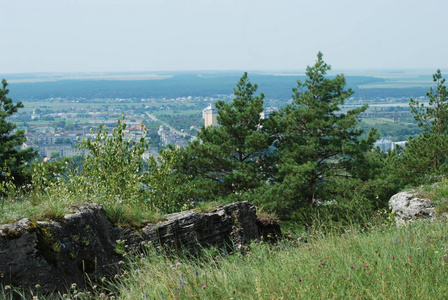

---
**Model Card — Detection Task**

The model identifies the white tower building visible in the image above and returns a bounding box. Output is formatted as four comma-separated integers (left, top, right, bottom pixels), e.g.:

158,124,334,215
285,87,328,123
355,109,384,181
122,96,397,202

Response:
202,104,218,127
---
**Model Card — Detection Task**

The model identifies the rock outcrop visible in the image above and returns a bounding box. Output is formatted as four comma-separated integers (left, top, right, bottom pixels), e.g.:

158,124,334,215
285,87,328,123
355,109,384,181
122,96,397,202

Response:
0,201,279,293
389,190,436,224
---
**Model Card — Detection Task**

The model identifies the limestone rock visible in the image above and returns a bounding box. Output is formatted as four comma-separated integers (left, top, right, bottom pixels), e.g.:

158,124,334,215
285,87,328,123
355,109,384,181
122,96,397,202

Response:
0,201,279,293
140,201,261,253
389,190,435,224
0,203,123,293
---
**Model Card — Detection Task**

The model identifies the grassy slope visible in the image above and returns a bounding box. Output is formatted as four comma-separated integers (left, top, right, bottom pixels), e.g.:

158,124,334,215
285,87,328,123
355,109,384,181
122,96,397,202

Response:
3,180,448,299
105,219,447,300
2,209,448,299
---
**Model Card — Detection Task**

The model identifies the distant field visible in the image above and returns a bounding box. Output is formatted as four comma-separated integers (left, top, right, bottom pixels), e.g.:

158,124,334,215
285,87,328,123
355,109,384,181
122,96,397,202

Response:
18,101,97,112
4,70,439,102
362,118,395,125
358,82,434,89
4,73,173,83
152,109,202,117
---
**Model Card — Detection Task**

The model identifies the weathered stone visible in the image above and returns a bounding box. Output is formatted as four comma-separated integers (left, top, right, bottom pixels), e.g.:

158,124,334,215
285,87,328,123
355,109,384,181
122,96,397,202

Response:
389,190,435,225
0,203,124,293
0,201,279,293
140,201,261,252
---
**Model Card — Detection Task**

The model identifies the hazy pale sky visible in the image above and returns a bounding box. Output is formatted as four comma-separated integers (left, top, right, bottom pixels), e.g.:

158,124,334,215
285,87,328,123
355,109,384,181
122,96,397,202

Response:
2,0,447,74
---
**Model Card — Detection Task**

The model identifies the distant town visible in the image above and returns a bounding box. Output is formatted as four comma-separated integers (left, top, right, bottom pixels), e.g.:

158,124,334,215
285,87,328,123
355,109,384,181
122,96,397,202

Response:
8,96,416,161
4,70,433,160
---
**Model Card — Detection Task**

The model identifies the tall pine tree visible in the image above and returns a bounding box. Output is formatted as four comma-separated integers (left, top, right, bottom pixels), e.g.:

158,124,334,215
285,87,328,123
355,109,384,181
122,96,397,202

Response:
0,79,36,186
177,73,273,197
266,53,377,215
401,69,448,181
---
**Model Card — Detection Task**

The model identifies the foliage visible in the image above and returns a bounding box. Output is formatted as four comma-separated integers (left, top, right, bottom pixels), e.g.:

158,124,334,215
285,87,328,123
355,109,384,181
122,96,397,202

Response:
145,146,194,213
410,70,448,136
0,79,36,186
264,53,378,218
1,117,192,224
398,70,448,184
3,64,448,299
76,117,193,213
177,73,273,198
0,168,16,217
77,117,149,205
29,158,68,200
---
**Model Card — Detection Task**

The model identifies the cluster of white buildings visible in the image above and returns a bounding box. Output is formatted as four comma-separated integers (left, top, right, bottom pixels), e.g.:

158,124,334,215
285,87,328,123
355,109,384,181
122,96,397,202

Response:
157,125,190,148
374,138,407,152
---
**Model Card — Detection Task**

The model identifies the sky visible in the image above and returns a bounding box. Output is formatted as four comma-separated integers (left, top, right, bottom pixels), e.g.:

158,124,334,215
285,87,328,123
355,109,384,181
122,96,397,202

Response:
1,0,448,74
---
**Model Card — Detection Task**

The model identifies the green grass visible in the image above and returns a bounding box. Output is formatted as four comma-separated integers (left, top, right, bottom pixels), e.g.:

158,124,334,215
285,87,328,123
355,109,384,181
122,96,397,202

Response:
414,177,448,216
0,189,76,224
2,154,448,298
91,219,448,299
361,118,396,125
192,200,225,213
0,182,165,227
3,203,448,299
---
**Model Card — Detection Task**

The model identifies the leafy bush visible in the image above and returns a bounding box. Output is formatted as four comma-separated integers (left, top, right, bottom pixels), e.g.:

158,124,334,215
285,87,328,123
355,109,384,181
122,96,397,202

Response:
1,117,193,225
77,117,149,206
145,146,194,213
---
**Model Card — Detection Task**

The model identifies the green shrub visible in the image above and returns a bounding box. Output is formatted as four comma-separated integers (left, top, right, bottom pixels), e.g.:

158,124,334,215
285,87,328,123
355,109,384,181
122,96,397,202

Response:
77,117,149,206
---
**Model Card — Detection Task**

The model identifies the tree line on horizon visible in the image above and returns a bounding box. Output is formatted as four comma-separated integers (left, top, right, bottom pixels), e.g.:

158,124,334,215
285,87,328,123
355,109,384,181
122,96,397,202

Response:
5,71,427,101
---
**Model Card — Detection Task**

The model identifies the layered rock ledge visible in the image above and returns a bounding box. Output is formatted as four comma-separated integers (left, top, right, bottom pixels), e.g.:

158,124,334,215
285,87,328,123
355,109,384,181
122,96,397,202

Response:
0,201,280,293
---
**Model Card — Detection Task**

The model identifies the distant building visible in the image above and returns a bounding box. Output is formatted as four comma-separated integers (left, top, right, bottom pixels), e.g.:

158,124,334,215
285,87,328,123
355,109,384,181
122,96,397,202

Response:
35,126,55,134
201,104,279,127
374,138,392,152
263,107,278,119
374,138,407,152
391,141,407,151
31,109,40,120
157,125,190,148
143,147,160,160
36,145,89,158
202,104,218,127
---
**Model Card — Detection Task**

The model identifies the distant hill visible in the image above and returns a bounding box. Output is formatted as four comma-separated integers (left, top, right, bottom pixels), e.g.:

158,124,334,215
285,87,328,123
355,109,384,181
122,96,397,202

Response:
6,72,427,101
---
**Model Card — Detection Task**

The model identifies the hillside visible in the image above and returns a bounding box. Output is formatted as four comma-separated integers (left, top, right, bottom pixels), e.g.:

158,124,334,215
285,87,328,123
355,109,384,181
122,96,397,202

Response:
6,72,428,101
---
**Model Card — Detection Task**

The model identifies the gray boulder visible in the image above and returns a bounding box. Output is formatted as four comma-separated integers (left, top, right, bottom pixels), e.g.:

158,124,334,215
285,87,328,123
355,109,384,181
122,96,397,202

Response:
389,190,435,224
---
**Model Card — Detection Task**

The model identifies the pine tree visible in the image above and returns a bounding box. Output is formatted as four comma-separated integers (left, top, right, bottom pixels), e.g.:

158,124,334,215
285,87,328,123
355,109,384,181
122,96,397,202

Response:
0,79,36,186
406,69,448,175
177,73,272,197
268,53,377,213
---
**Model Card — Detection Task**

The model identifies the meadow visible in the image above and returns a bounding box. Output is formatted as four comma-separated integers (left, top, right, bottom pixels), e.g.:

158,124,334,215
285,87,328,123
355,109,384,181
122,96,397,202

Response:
2,168,448,299
3,216,448,299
